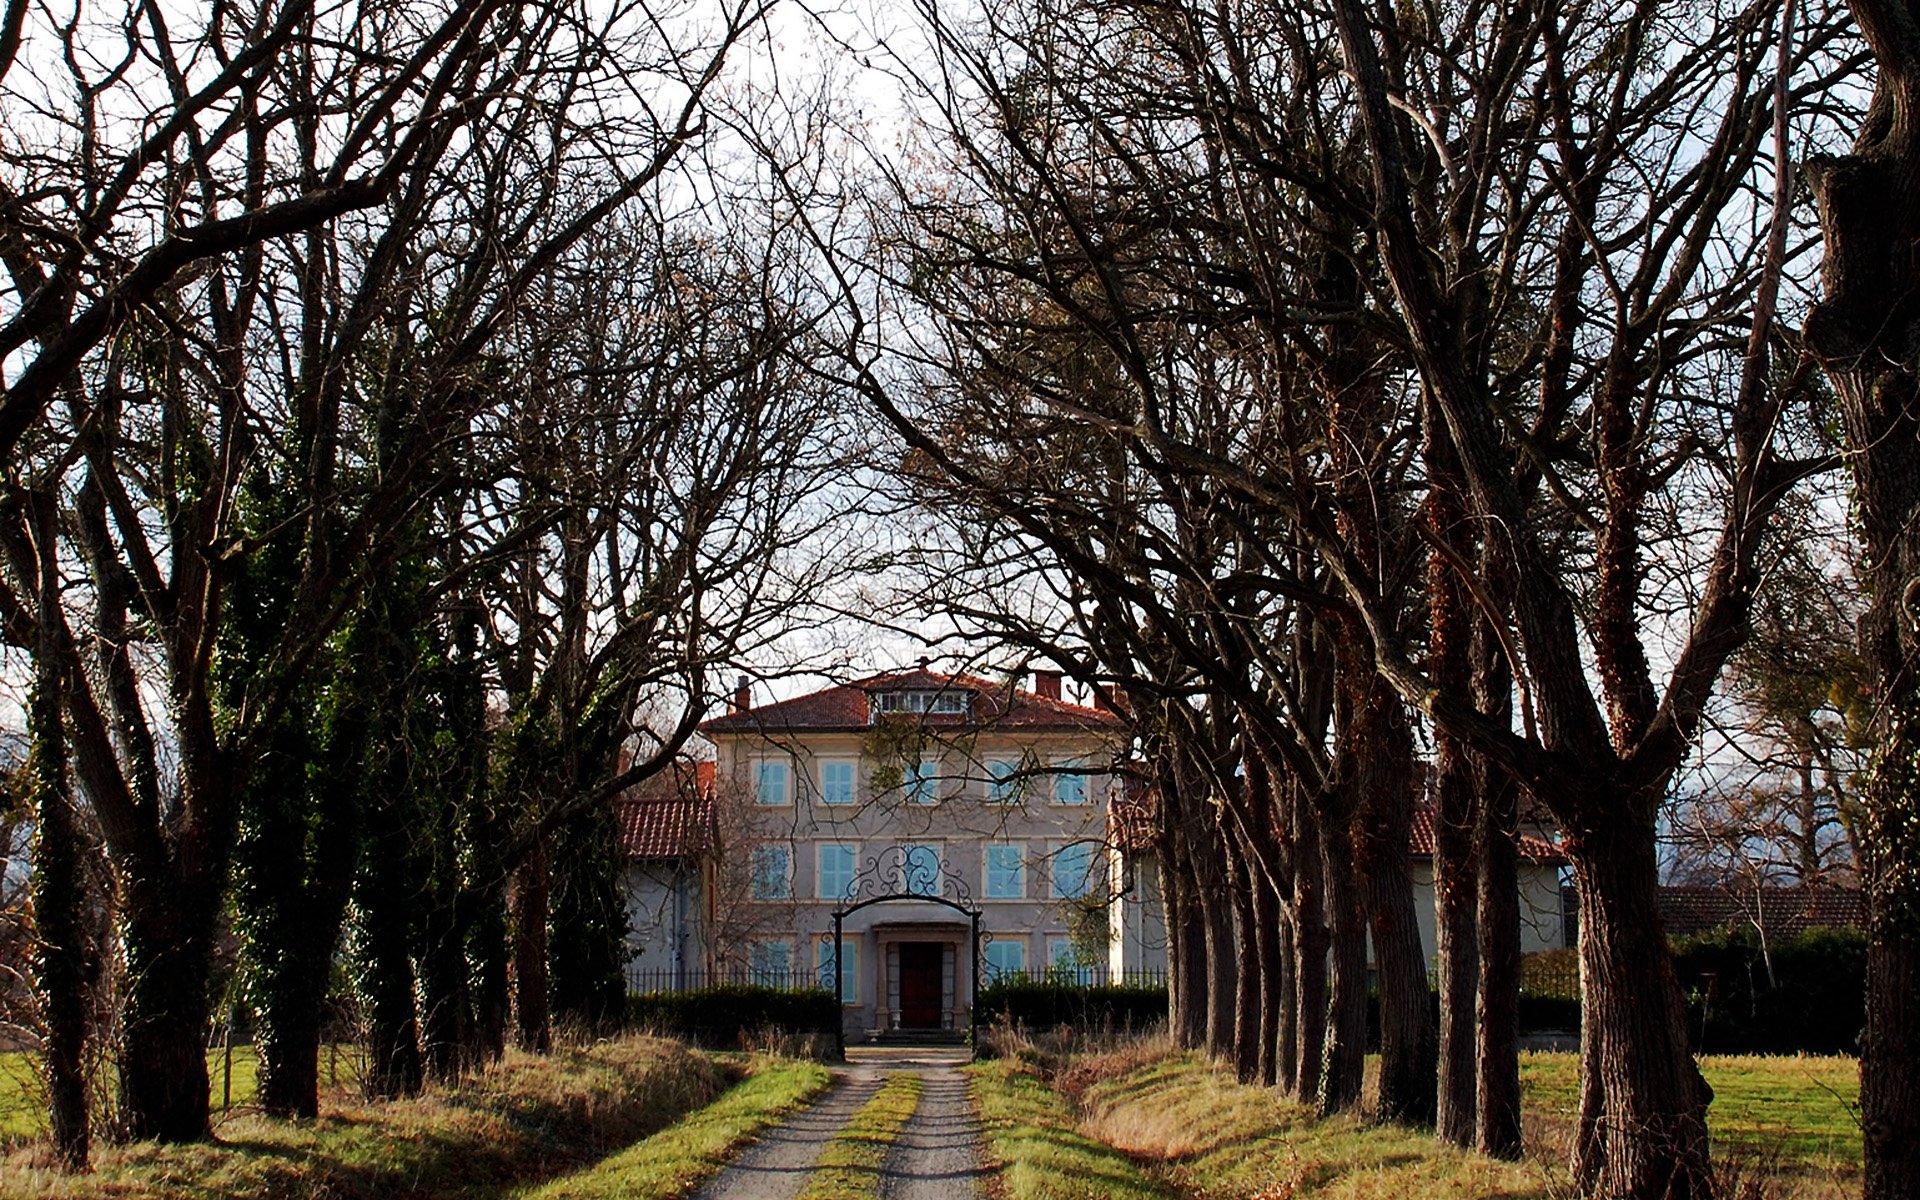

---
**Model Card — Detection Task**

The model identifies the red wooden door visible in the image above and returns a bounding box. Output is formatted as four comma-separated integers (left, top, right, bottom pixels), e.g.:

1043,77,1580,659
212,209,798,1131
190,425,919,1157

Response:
898,942,943,1028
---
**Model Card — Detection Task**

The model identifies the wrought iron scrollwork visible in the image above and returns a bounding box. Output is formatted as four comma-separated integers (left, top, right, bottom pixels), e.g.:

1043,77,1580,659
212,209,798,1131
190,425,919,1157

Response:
840,848,977,909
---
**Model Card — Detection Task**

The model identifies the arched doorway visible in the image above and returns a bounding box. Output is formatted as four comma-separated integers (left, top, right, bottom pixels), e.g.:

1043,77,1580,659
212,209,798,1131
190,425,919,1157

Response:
828,890,982,1057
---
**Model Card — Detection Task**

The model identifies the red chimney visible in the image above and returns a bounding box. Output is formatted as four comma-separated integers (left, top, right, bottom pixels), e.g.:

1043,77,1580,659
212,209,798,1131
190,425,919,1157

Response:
1033,669,1063,701
731,676,750,713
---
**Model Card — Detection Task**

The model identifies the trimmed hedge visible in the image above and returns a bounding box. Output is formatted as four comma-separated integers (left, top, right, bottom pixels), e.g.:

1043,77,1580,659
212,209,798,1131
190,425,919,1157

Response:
975,979,1168,1032
1674,926,1865,1055
1512,929,1867,1053
627,985,840,1047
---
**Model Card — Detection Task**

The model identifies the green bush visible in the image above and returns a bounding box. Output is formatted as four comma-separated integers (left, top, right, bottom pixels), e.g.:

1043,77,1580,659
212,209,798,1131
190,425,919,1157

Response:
1504,929,1868,1053
1517,991,1582,1033
1673,926,1865,1055
974,979,1168,1035
627,985,840,1048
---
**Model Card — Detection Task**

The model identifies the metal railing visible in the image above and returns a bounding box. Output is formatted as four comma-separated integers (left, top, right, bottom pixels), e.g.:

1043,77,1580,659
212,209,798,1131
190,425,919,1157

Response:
626,964,1170,994
626,967,829,994
979,966,1169,988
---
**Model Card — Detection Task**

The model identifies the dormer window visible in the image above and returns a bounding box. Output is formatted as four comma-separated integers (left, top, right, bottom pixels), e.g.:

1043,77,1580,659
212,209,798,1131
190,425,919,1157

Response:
869,689,970,719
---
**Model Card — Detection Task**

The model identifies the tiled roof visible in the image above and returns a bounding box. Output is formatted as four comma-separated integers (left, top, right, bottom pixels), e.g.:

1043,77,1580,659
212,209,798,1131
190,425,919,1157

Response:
1408,806,1566,864
699,669,1124,736
1660,885,1864,940
1109,788,1565,865
615,760,716,859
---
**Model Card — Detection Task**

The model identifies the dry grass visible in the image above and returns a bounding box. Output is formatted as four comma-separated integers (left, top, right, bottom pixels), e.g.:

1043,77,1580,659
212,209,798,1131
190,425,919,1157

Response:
0,1034,730,1200
967,1057,1172,1200
1074,1052,1558,1200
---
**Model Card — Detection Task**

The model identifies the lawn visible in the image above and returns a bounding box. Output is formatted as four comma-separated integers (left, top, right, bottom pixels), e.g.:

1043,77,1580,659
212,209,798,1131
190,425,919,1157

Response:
0,1044,357,1141
1521,1051,1860,1192
0,1035,731,1199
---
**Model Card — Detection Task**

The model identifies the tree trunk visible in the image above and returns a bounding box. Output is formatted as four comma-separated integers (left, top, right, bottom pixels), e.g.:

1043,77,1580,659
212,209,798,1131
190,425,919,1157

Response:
1569,818,1713,1199
470,879,511,1066
1474,619,1523,1159
1291,808,1327,1105
1199,865,1237,1062
357,787,423,1100
242,718,359,1119
1159,848,1198,1050
1476,762,1523,1159
27,673,89,1167
118,893,218,1141
512,836,552,1054
1804,27,1920,1196
1428,444,1478,1144
1355,697,1435,1127
1274,915,1297,1094
1319,822,1366,1116
420,896,472,1082
1433,736,1478,1145
1226,837,1262,1083
1254,874,1283,1088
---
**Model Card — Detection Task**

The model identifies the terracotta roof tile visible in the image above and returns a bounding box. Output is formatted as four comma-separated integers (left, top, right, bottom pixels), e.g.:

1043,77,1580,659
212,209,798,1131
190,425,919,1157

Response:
699,670,1124,736
1409,806,1566,864
615,760,716,859
1659,885,1864,940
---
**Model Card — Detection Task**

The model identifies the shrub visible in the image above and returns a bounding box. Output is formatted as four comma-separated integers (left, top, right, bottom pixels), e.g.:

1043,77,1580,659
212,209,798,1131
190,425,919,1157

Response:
627,985,839,1049
974,979,1167,1038
1508,929,1868,1053
1673,926,1866,1055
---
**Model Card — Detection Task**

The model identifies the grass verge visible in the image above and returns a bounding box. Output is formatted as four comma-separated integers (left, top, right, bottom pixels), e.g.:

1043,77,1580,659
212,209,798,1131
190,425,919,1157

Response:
1073,1050,1557,1200
0,1034,729,1199
966,1057,1170,1200
516,1056,831,1199
794,1072,922,1200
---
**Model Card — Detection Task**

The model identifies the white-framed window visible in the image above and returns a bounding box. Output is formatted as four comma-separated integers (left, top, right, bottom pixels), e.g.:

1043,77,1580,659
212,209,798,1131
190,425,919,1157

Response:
1050,842,1095,900
751,940,792,986
818,842,857,900
816,937,860,1004
755,759,791,806
984,844,1026,899
903,843,941,896
751,844,792,900
984,937,1027,983
1046,936,1095,984
905,759,938,805
1052,759,1089,806
986,759,1021,805
872,690,970,716
820,760,857,806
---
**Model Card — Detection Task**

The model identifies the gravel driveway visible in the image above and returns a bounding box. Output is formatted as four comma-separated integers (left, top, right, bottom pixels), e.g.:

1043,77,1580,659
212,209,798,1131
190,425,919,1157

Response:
692,1048,984,1200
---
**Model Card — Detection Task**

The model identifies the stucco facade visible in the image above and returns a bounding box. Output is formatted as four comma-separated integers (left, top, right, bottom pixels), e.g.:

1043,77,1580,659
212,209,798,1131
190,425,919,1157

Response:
696,669,1125,1040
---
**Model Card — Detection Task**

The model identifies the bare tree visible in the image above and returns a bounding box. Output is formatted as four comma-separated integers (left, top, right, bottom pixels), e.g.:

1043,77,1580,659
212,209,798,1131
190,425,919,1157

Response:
0,0,765,1142
790,0,1852,1191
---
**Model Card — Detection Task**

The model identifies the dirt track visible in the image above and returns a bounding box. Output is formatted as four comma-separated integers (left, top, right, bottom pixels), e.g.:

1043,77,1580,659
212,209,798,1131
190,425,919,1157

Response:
691,1048,984,1200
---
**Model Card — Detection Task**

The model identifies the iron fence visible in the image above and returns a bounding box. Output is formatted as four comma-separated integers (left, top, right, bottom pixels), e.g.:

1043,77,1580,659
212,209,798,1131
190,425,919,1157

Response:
625,963,1170,995
625,967,828,995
